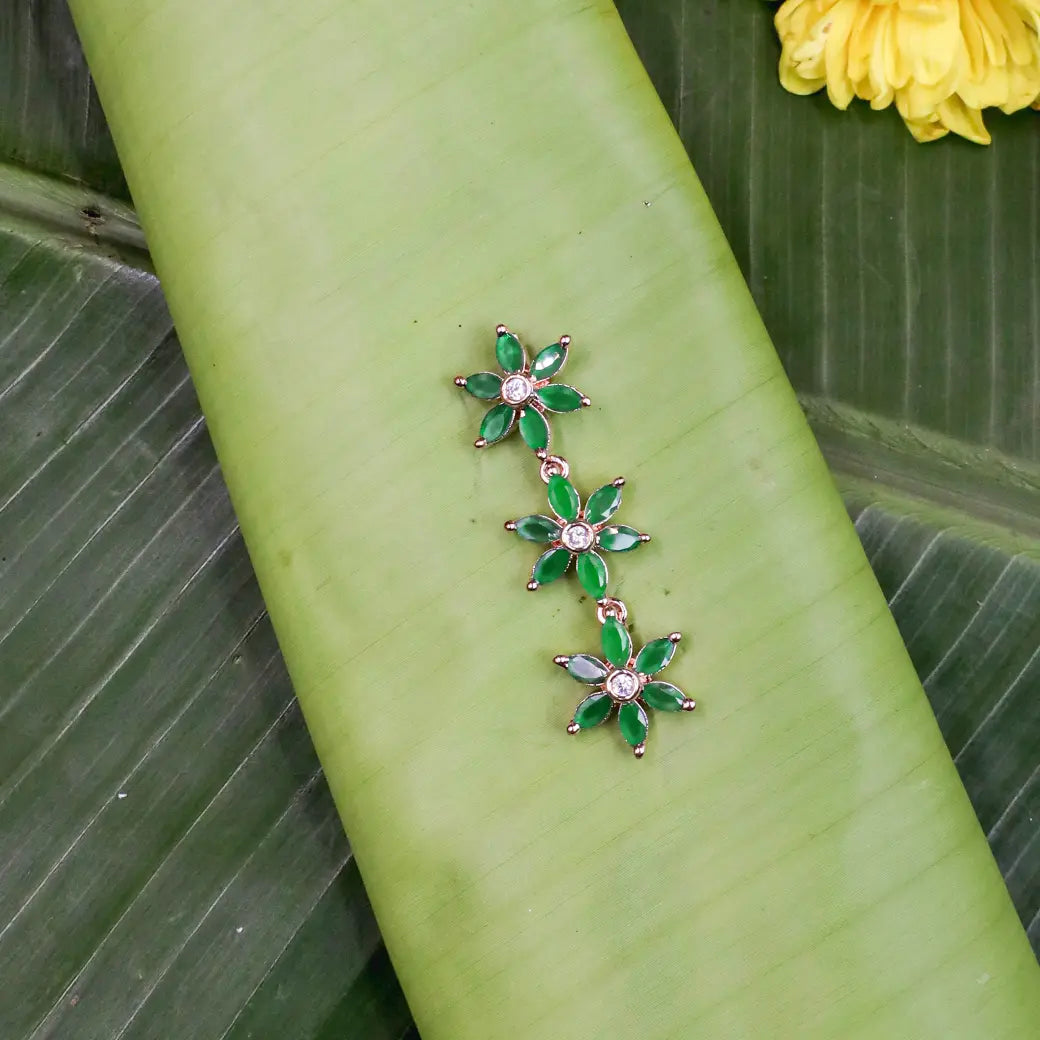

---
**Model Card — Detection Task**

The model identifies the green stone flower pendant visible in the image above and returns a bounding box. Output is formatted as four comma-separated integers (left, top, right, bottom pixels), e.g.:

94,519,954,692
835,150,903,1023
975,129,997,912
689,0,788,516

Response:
456,324,697,758
507,470,650,597
454,324,590,451
557,604,695,758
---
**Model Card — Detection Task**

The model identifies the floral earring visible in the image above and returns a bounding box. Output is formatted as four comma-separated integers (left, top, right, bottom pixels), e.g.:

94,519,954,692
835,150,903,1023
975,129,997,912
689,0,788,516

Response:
454,325,590,451
455,325,697,758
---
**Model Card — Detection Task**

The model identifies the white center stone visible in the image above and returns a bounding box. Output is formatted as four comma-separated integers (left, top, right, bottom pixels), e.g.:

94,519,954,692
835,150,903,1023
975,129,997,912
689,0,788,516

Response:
501,374,533,405
606,669,641,702
561,522,594,551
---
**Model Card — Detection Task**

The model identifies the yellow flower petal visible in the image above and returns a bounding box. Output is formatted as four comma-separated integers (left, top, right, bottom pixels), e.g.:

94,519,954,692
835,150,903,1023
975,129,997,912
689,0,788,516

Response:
999,57,1040,108
903,112,952,140
779,45,827,95
936,94,994,140
773,0,1040,143
896,2,960,86
824,0,862,107
847,4,883,81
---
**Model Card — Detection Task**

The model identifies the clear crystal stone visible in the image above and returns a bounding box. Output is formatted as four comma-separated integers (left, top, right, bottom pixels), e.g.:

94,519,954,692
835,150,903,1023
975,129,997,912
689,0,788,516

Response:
501,374,533,405
561,522,594,551
606,669,641,702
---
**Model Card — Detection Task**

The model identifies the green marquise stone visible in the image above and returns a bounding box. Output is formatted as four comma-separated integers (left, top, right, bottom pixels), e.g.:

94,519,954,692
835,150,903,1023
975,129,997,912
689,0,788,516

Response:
533,546,571,584
514,515,561,542
635,638,675,675
479,403,515,444
618,702,648,746
536,384,583,412
496,331,525,373
597,525,642,552
532,341,567,380
601,615,632,667
518,407,549,451
574,692,612,729
642,681,685,712
547,474,580,521
464,372,502,399
584,483,622,525
576,551,607,599
567,655,609,683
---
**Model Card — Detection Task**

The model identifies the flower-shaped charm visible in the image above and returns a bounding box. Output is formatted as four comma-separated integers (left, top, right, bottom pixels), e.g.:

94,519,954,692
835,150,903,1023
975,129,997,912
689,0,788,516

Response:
454,324,590,452
556,614,695,757
507,472,650,598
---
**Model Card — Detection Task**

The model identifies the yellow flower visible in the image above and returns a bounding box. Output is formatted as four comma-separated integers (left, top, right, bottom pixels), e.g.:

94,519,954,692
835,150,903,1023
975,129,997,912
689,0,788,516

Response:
774,0,1040,143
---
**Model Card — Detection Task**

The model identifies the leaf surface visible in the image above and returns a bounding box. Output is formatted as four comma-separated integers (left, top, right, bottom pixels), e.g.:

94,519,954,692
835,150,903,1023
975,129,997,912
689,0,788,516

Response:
63,1,1040,1038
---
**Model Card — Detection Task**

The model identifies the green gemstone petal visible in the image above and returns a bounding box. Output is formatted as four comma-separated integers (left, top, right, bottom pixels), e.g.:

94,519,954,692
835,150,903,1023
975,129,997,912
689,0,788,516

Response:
513,515,561,542
567,654,609,684
573,692,613,729
601,616,633,667
547,474,580,521
479,403,515,444
584,483,622,525
576,551,607,599
635,637,676,675
597,525,643,552
536,384,584,413
532,546,571,585
496,331,526,373
463,372,502,399
642,681,685,712
618,702,649,747
518,407,549,451
532,341,568,380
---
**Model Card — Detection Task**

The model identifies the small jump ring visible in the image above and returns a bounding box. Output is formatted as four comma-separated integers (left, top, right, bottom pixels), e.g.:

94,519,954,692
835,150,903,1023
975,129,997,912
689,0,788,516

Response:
596,597,628,625
539,454,570,484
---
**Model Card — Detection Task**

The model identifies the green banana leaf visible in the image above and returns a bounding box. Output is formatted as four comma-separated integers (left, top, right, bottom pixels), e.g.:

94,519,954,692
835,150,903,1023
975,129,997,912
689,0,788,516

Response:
619,0,1040,954
0,173,413,1039
0,0,1037,1038
0,0,125,198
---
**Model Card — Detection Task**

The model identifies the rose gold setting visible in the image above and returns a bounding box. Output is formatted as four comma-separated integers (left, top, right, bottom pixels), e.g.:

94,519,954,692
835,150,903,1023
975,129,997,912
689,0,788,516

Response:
553,655,570,667
596,597,628,625
501,373,534,406
538,453,570,483
560,521,595,551
605,668,643,702
504,520,517,531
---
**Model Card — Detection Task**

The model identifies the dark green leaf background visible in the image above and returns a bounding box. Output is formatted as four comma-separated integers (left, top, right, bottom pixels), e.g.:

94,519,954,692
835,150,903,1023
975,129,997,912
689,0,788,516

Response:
0,1,1036,1036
